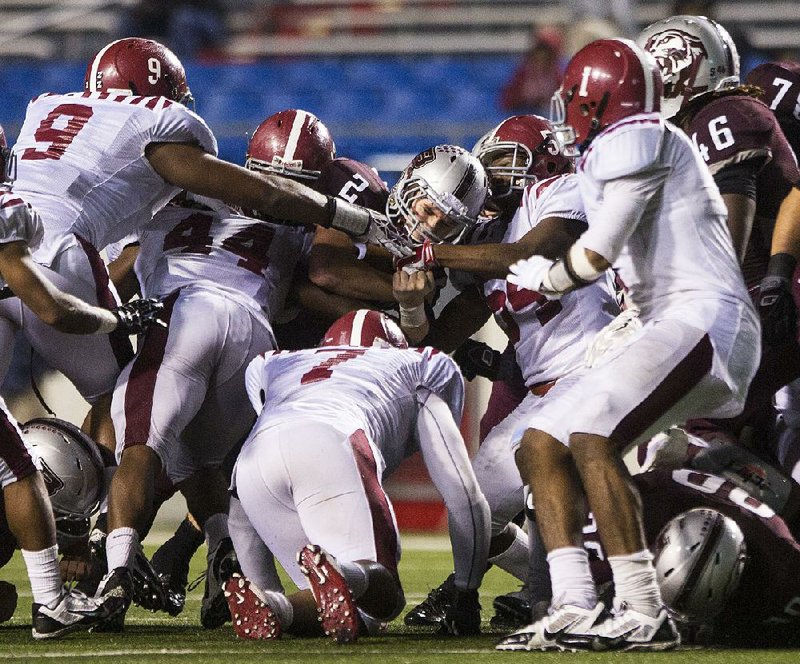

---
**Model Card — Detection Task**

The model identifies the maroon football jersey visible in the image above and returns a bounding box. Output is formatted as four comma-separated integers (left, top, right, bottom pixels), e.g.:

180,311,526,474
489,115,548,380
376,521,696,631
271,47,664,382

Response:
314,156,389,213
746,61,800,161
688,94,800,287
585,469,800,630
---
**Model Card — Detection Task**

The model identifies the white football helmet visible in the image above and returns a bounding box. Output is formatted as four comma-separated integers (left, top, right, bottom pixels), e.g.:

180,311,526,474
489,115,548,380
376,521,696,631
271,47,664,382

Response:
387,145,489,245
654,508,747,623
22,418,105,522
637,15,740,119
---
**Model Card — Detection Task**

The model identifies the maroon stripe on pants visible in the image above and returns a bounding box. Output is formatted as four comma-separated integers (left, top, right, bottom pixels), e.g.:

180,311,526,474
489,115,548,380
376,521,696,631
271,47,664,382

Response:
349,429,400,581
122,291,179,450
0,406,36,482
610,334,714,447
74,234,134,367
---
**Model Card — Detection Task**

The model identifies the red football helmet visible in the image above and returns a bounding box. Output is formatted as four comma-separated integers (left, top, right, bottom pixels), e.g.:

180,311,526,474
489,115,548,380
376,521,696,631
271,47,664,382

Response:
321,309,408,349
246,109,336,182
84,38,193,105
473,114,572,201
551,39,663,155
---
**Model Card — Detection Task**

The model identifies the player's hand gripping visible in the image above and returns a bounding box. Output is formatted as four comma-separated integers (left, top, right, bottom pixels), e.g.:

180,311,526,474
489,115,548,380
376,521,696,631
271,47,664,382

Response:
758,274,797,345
112,297,167,335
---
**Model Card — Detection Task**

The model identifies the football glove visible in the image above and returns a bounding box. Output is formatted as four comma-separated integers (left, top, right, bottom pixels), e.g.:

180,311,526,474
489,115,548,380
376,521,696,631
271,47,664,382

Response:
394,239,438,274
453,339,502,381
507,255,560,299
758,274,797,345
113,298,166,335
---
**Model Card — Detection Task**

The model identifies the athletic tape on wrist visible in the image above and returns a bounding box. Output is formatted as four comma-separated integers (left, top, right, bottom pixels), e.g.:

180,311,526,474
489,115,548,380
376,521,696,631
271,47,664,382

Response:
399,304,427,327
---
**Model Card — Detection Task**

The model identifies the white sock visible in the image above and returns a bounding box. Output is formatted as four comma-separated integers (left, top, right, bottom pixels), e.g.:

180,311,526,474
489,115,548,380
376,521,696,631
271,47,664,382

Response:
204,513,229,556
21,545,62,607
261,589,294,627
338,560,369,599
546,546,598,610
106,527,139,571
98,466,116,514
488,523,529,581
608,549,663,618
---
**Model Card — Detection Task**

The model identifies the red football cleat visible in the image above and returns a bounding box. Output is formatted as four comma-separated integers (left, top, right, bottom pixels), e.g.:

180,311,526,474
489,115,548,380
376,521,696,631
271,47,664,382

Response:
297,544,359,644
223,573,281,640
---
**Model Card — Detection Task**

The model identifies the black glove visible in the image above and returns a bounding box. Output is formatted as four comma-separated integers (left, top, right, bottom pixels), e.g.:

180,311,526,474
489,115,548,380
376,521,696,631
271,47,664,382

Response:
758,275,797,345
113,298,166,335
439,588,481,636
453,339,501,381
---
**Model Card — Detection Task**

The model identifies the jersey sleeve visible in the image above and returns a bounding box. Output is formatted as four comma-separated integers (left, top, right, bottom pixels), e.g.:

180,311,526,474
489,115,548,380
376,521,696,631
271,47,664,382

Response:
418,348,465,423
579,114,666,182
688,96,775,175
528,174,587,224
0,195,43,250
151,104,218,156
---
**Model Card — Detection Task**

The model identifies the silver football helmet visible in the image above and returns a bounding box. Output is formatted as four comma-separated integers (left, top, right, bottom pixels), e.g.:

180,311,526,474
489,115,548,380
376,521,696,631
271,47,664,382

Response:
637,15,740,119
387,145,489,245
22,418,105,522
653,508,747,623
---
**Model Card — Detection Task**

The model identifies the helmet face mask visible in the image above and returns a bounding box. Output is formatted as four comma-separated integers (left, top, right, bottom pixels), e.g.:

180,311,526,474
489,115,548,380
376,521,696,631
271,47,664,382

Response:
246,109,336,183
387,145,488,246
85,37,193,106
637,15,740,119
474,114,572,203
321,309,408,349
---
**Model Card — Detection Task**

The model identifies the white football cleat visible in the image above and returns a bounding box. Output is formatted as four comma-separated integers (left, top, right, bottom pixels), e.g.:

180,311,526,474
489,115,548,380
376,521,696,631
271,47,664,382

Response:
559,603,680,652
495,602,606,652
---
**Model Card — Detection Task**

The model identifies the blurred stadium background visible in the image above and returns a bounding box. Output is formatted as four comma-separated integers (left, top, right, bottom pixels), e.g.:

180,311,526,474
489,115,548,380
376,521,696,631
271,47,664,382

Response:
1,0,798,536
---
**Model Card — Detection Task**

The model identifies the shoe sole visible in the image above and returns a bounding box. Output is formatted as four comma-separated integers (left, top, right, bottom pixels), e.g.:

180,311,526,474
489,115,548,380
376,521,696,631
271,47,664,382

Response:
224,573,281,640
297,544,359,644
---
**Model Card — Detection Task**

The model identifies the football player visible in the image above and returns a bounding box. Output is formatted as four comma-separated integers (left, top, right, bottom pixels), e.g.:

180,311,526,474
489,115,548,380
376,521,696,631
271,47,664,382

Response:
224,309,490,642
397,116,621,629
0,123,160,638
744,61,800,485
636,16,800,447
498,39,759,651
276,155,398,350
5,37,406,464
98,109,338,630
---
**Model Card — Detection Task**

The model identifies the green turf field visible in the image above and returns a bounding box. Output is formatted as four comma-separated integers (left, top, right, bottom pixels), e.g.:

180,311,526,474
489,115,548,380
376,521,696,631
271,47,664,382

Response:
0,534,797,663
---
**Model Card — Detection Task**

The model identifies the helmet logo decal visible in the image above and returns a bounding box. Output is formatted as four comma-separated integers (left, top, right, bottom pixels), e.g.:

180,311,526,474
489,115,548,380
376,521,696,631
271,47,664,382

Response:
147,57,161,85
38,459,65,497
645,29,708,100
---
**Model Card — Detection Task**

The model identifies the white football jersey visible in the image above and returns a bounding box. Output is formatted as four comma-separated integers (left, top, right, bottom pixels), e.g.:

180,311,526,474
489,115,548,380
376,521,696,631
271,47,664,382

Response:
0,190,43,288
483,175,616,385
11,91,217,266
134,195,313,324
577,113,754,328
245,346,464,475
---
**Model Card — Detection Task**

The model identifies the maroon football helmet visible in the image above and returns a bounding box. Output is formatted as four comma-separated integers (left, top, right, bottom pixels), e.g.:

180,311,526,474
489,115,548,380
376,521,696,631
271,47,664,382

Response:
321,309,408,349
246,109,336,182
84,37,193,105
551,39,663,155
315,157,389,213
473,114,572,201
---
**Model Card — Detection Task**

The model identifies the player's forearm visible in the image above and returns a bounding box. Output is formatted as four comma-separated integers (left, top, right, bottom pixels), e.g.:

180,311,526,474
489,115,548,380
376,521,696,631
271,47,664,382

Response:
432,243,530,280
771,186,800,263
308,250,394,301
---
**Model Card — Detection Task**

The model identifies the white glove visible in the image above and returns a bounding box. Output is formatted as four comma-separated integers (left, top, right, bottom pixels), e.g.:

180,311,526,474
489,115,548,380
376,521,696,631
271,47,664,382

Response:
507,255,560,299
